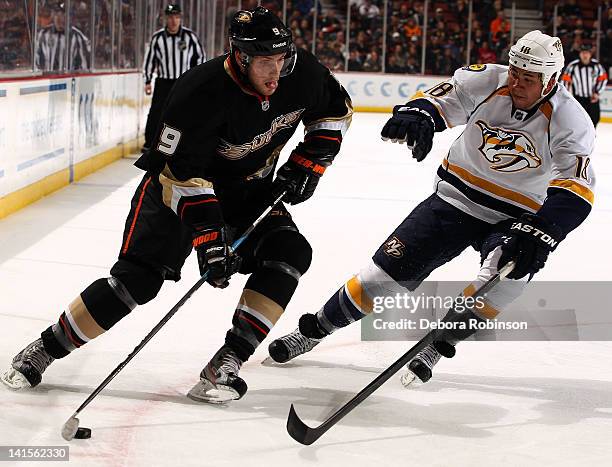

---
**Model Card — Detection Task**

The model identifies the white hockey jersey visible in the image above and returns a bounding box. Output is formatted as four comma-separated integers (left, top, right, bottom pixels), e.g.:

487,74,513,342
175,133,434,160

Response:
411,64,596,225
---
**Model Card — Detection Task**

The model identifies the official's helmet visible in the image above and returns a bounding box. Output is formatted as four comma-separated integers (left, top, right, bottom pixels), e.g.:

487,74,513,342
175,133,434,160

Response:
165,4,182,15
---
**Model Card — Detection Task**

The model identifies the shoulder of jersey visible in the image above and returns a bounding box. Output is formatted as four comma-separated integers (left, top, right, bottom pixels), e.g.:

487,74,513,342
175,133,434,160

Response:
549,85,595,133
172,55,226,96
294,48,328,77
454,63,508,95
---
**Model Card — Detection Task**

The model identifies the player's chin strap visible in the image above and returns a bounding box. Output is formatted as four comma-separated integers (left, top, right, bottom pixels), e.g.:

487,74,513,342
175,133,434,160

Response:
61,190,287,442
286,261,516,445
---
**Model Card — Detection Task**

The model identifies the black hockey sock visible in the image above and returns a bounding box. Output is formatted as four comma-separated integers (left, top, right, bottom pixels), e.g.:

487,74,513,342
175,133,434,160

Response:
41,277,139,359
315,277,369,334
226,269,298,362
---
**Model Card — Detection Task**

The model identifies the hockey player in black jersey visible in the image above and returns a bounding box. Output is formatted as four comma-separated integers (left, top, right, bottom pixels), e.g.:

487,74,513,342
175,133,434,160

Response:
2,7,352,403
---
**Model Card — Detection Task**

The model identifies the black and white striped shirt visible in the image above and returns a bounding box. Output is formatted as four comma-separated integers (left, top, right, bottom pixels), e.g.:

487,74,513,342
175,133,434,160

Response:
143,26,205,83
35,25,91,71
561,59,608,98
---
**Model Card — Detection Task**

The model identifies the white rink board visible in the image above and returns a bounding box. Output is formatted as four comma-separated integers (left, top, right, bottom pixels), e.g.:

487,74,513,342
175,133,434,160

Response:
0,73,146,197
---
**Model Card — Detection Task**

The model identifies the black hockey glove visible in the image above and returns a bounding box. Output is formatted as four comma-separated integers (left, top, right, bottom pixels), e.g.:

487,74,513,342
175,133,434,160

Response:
193,226,242,288
497,214,562,280
381,106,435,162
273,152,330,205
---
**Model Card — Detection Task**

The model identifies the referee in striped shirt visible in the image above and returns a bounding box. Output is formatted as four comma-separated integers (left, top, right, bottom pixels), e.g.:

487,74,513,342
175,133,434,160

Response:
143,4,205,150
35,2,90,72
561,44,608,127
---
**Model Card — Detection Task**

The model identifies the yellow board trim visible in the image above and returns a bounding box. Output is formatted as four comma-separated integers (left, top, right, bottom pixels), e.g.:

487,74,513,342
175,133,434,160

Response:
0,136,143,219
354,106,393,113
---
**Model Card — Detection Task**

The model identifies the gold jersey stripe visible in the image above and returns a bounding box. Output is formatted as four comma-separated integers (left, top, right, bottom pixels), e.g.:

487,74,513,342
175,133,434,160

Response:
442,159,542,212
549,179,595,205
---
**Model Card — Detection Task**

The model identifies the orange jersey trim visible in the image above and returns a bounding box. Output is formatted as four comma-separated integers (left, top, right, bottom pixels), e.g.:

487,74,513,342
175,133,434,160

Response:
442,159,542,212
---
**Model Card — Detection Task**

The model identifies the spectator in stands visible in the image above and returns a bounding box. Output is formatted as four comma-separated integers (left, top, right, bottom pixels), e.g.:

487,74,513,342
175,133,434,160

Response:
347,49,363,71
386,53,404,73
573,18,593,42
320,10,341,37
404,17,421,42
478,41,497,63
428,7,445,29
294,0,315,16
405,55,420,74
450,0,469,28
565,37,583,64
436,45,461,75
471,27,485,62
490,10,511,43
359,0,380,19
362,49,381,72
559,0,582,21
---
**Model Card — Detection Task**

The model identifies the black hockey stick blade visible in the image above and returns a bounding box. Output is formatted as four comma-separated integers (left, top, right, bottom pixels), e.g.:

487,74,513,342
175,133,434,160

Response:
285,261,516,445
287,404,321,445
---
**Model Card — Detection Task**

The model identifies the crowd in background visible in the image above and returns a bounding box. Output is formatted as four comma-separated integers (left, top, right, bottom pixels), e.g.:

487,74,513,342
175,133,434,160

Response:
1,0,610,80
266,0,611,78
0,0,138,73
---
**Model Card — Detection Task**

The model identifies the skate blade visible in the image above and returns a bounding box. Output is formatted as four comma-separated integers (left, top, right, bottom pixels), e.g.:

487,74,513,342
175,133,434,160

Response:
187,379,240,404
0,368,32,390
400,369,425,389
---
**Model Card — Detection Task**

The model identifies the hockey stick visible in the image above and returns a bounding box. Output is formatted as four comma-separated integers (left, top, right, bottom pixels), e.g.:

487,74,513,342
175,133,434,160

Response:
61,191,287,441
286,261,516,445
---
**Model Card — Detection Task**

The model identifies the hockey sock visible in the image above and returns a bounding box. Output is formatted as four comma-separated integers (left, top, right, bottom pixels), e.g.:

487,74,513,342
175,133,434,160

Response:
315,275,372,334
225,267,299,361
41,277,137,359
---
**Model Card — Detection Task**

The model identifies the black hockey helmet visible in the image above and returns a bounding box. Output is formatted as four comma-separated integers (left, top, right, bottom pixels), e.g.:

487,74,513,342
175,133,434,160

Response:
229,7,297,77
165,4,182,15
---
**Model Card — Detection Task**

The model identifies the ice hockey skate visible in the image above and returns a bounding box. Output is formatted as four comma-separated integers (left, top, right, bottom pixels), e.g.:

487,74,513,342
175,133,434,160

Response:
187,346,247,404
267,313,329,364
1,338,55,390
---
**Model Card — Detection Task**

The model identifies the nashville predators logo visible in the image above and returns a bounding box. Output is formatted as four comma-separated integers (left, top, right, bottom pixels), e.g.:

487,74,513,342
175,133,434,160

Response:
218,108,305,160
475,120,541,172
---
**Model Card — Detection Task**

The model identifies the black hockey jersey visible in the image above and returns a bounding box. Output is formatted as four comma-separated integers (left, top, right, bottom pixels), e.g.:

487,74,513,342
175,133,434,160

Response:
135,48,353,228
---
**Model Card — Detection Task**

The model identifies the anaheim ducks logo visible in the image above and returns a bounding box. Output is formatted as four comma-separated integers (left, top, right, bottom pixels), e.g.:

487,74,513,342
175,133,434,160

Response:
475,120,541,172
217,108,304,160
235,11,252,23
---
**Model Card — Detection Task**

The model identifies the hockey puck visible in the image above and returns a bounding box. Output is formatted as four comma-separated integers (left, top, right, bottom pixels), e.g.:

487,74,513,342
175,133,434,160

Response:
74,427,91,439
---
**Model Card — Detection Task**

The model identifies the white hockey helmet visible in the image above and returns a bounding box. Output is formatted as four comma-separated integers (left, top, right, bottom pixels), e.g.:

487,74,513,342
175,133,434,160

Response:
508,30,565,96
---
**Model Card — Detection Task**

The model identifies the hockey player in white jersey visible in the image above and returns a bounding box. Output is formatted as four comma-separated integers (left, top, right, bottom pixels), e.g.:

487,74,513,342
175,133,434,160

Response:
267,30,596,385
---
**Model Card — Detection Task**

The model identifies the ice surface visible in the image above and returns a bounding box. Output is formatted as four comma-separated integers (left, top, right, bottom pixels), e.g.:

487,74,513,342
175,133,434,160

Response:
1,114,611,466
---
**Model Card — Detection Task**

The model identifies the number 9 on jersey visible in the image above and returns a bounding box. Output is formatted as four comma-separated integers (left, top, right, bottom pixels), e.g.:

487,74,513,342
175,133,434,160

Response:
157,124,182,156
